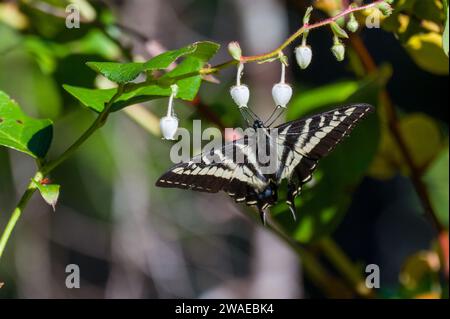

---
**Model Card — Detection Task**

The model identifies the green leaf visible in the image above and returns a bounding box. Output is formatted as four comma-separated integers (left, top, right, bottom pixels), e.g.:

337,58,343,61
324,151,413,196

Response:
86,62,148,84
0,26,63,119
368,113,444,180
32,179,60,211
64,84,171,113
0,91,53,158
161,57,204,100
381,0,448,71
399,251,442,298
405,32,449,75
84,45,195,84
63,85,117,113
411,0,445,24
86,41,220,84
423,147,449,228
183,41,220,61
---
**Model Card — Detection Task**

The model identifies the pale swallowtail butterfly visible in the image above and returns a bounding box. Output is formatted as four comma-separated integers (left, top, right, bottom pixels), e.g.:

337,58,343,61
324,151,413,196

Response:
156,104,374,224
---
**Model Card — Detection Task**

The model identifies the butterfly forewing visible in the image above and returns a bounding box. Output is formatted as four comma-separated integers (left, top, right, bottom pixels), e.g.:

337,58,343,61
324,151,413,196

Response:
274,104,373,182
156,134,270,202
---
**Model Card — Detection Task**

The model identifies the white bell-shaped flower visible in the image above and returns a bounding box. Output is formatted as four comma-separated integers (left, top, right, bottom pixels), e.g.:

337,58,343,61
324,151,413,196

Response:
161,84,179,140
272,83,292,108
160,115,179,140
230,84,250,108
295,45,313,70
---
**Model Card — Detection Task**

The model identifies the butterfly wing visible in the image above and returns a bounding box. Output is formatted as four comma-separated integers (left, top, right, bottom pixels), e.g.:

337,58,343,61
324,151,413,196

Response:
156,134,270,205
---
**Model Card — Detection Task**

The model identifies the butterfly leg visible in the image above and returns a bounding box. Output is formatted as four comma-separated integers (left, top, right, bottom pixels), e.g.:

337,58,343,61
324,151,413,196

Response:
286,182,298,221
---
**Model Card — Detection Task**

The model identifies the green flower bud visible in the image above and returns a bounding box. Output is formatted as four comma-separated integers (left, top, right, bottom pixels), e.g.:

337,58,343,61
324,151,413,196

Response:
377,2,393,16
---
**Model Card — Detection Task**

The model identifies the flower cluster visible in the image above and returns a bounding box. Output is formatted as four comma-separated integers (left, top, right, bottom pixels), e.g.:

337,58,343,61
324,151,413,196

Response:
293,1,393,70
227,1,393,113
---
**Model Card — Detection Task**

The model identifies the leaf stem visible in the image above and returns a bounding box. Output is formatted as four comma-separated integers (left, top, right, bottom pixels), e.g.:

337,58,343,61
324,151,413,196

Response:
40,86,124,175
0,85,124,260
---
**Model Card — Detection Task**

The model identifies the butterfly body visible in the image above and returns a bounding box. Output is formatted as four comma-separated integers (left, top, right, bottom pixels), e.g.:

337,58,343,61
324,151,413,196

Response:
156,104,374,223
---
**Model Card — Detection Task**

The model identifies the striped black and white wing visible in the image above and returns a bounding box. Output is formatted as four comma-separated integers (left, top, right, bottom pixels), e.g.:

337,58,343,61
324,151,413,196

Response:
156,135,270,204
274,104,374,185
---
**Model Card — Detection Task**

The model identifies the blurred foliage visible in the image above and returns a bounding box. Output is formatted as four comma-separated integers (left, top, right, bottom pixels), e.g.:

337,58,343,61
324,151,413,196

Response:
85,42,217,84
399,250,441,298
369,113,447,180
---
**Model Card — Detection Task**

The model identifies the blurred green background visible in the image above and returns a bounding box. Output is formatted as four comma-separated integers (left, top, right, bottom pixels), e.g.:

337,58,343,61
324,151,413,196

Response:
0,0,448,298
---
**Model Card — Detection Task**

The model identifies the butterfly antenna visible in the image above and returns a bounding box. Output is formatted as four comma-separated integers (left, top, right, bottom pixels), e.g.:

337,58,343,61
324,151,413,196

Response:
264,106,280,126
265,106,286,127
